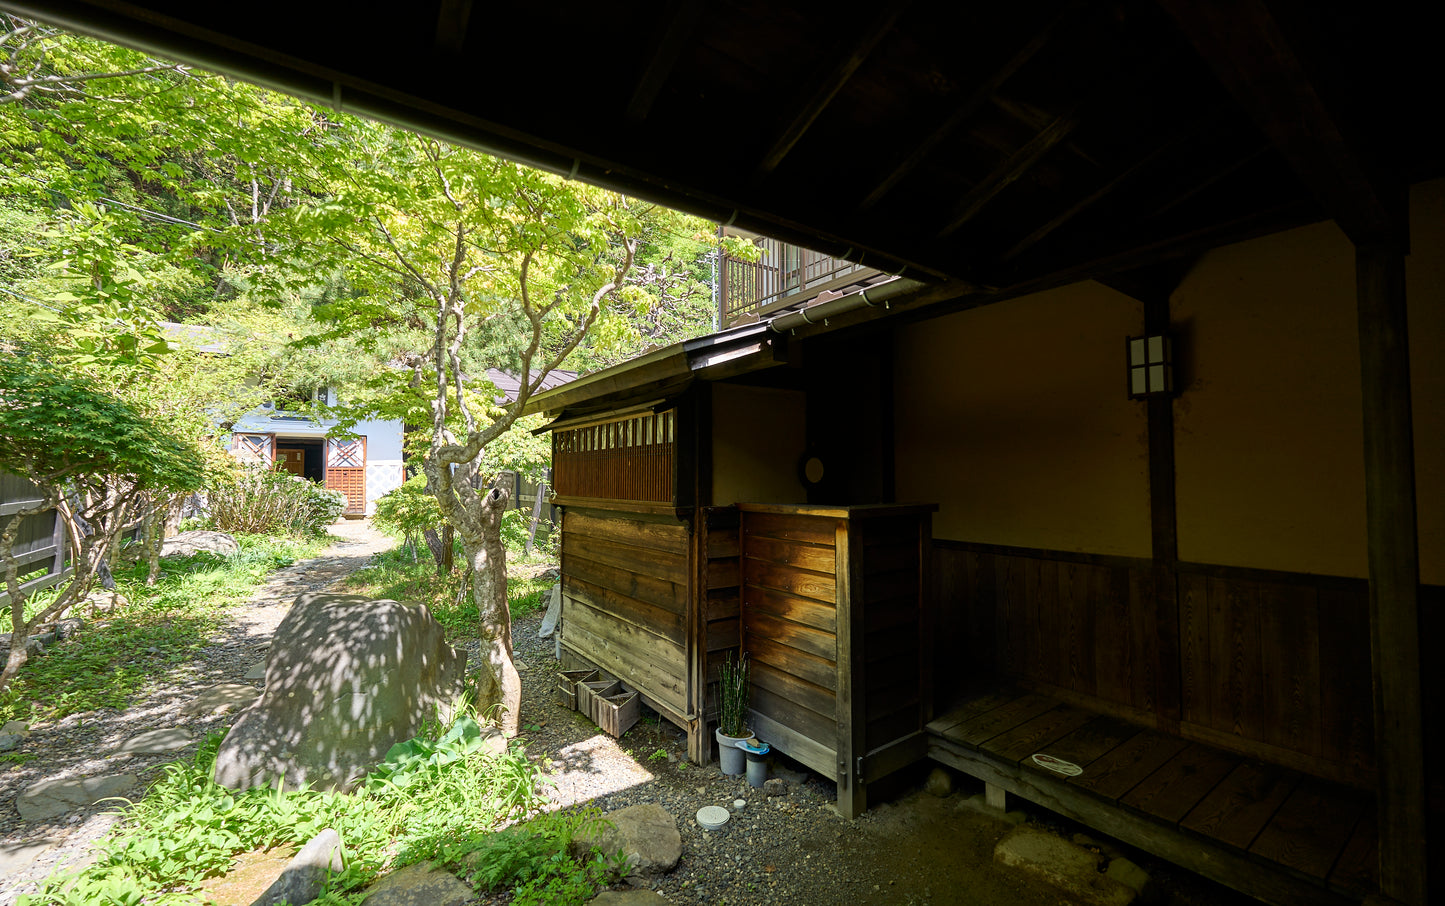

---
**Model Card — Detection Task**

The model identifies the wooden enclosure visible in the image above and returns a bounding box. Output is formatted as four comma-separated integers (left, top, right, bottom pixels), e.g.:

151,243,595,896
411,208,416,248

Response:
733,504,935,817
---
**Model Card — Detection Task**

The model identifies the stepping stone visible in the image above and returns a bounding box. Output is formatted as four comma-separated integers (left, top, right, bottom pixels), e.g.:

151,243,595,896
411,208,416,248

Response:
116,727,192,756
181,683,259,716
573,803,681,874
360,862,473,906
245,662,267,680
589,892,670,906
0,838,58,875
17,774,138,822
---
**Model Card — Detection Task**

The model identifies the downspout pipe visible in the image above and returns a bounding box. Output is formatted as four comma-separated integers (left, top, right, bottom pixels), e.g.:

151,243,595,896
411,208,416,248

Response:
767,277,925,334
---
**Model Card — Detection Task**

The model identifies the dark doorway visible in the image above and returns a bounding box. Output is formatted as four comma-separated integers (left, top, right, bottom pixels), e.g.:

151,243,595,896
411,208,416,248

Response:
275,441,325,483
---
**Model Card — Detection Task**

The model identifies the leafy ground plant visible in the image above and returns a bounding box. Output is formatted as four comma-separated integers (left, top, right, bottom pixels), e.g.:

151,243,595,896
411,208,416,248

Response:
0,534,326,724
24,714,623,906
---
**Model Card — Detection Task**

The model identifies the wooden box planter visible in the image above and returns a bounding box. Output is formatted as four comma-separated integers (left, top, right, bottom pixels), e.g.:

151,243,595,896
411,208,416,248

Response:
596,690,641,738
556,668,598,710
579,679,620,724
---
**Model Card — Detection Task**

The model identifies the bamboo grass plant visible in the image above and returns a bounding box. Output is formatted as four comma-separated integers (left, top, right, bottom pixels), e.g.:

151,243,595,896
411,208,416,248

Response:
718,651,750,738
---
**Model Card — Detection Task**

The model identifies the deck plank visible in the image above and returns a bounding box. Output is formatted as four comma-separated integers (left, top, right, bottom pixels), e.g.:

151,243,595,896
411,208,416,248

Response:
1327,810,1378,895
986,704,1097,764
1119,743,1239,824
1036,715,1141,769
1250,779,1369,879
925,691,1017,736
1069,730,1188,801
945,693,1057,749
1181,760,1300,850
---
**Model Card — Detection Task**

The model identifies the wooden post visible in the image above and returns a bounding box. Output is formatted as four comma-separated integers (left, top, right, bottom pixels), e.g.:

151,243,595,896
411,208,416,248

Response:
1356,239,1427,905
1144,293,1182,728
834,516,867,818
524,480,546,556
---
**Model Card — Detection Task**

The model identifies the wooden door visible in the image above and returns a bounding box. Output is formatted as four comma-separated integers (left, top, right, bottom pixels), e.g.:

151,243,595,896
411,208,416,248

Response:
274,447,306,476
325,436,366,515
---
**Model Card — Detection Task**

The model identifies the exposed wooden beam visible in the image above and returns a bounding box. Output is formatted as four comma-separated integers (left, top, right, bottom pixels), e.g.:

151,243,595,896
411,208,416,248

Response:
935,103,1081,239
989,96,1099,168
753,1,910,178
1158,0,1403,245
625,0,706,124
433,0,473,55
1002,122,1203,262
1356,239,1428,906
1141,144,1272,223
857,4,1075,213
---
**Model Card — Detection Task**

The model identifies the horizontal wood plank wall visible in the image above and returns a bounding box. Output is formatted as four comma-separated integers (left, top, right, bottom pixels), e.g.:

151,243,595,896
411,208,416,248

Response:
560,506,691,719
740,510,840,774
859,515,929,753
936,541,1388,789
700,506,741,718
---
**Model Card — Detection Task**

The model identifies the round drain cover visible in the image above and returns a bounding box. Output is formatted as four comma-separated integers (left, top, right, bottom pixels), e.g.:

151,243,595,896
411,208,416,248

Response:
696,805,730,830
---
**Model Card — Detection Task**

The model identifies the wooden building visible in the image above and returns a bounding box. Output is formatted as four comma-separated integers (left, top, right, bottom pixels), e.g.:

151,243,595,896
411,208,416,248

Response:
24,1,1438,903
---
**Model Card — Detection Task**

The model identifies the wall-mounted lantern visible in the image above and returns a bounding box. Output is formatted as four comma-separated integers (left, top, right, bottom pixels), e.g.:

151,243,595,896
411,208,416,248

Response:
1127,334,1174,399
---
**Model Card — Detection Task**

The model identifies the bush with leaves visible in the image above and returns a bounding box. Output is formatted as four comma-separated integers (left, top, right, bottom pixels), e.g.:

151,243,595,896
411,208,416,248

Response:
372,475,443,556
205,466,345,536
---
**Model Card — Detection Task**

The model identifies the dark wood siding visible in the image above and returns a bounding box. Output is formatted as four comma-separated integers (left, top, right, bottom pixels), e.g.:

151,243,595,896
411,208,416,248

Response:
937,541,1384,789
560,507,691,718
553,410,676,504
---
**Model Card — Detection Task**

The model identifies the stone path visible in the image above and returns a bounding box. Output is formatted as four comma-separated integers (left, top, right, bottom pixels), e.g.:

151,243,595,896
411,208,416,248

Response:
0,519,394,906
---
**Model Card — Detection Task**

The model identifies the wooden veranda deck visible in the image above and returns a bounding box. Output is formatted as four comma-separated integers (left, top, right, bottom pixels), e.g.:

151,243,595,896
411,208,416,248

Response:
927,689,1378,906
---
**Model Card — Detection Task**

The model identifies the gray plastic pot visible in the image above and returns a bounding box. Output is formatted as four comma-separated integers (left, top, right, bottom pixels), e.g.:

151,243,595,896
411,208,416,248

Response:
716,728,748,775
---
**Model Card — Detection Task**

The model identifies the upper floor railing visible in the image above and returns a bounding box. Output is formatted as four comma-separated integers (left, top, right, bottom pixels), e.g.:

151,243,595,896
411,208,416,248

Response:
719,237,878,326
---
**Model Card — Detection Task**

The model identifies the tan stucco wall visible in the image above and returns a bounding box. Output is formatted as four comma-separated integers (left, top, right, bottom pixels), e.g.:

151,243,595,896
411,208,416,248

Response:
1172,222,1367,576
1174,181,1445,582
893,283,1152,556
711,383,807,505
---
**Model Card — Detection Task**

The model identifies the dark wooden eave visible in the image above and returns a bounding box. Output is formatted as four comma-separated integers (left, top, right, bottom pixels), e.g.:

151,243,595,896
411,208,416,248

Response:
6,0,1437,303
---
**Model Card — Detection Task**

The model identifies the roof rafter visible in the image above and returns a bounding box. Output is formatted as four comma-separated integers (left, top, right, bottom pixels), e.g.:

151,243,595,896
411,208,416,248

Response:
1158,0,1403,245
856,3,1078,213
753,0,910,178
625,0,706,124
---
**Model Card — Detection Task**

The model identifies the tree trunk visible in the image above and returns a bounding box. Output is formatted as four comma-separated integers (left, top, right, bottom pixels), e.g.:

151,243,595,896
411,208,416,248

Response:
460,487,519,735
423,523,455,576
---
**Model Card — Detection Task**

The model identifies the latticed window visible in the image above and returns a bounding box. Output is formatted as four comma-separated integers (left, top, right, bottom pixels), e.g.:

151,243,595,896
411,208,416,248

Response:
328,439,364,467
234,433,273,465
552,410,676,503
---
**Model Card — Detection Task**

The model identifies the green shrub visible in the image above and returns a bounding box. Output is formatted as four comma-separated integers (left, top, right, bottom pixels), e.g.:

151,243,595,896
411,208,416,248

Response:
206,468,346,536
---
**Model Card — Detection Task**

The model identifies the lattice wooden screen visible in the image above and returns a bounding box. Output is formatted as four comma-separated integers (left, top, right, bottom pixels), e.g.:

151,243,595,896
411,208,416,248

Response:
552,410,675,503
325,437,367,515
234,433,273,465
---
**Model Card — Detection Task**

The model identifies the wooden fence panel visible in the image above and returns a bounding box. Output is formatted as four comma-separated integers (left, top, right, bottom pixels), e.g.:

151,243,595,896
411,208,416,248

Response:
0,473,67,606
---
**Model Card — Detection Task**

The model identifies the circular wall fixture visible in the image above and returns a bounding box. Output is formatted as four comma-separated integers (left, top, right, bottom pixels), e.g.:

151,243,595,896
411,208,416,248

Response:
799,452,826,489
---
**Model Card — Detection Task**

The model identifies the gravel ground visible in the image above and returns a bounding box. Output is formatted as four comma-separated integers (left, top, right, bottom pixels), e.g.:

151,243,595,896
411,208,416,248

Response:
3,521,1256,906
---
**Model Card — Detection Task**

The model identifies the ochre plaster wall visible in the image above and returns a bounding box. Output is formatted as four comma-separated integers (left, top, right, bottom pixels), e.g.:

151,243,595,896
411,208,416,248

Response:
1170,178,1443,581
711,383,807,505
893,283,1151,556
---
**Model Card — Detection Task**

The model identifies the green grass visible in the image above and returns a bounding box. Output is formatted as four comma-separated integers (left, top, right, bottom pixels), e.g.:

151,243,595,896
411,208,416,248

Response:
25,716,625,906
0,534,327,725
345,541,557,638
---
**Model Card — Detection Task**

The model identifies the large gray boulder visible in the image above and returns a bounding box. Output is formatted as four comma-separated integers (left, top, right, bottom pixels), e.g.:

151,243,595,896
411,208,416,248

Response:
251,828,344,906
214,593,466,793
161,530,240,558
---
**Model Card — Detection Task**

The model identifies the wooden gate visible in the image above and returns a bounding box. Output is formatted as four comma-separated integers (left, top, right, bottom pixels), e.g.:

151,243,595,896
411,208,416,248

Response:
325,437,367,516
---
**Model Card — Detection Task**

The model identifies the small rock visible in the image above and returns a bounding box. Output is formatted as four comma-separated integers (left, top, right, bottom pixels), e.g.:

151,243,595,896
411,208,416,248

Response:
763,778,788,797
56,618,85,639
245,662,267,680
573,803,682,875
251,828,344,906
161,530,240,558
924,766,954,797
1106,857,1154,900
360,861,472,906
0,733,23,752
117,728,192,756
17,773,138,822
182,683,260,716
78,589,129,615
695,787,706,795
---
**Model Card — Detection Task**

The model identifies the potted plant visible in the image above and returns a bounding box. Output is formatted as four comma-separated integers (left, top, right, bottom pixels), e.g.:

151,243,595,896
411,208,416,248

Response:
715,651,751,775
